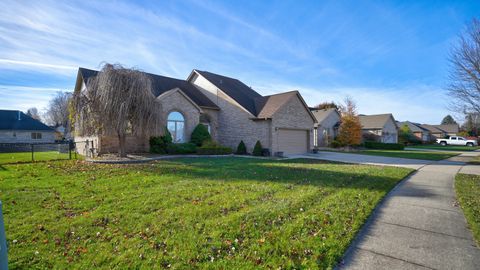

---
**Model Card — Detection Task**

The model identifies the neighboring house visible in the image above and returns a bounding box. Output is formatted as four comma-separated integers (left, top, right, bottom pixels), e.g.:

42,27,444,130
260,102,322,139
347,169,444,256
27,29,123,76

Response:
433,124,459,137
359,114,398,143
420,124,459,139
0,110,56,143
74,68,317,156
397,121,431,142
311,108,340,147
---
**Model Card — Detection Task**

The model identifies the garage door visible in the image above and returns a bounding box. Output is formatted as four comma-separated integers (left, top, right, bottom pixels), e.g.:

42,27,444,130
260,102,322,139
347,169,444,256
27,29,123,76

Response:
277,129,308,155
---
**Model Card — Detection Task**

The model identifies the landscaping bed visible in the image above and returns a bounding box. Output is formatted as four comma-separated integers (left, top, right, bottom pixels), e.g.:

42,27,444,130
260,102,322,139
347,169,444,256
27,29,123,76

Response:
0,157,412,269
455,174,480,245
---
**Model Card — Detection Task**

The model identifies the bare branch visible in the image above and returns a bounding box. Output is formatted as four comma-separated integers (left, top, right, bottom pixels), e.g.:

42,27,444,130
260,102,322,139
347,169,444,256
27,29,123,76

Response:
72,63,161,156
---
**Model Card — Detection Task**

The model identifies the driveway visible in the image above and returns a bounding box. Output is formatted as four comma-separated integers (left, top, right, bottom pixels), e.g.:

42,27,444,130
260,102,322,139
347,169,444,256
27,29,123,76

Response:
295,151,480,269
295,151,432,169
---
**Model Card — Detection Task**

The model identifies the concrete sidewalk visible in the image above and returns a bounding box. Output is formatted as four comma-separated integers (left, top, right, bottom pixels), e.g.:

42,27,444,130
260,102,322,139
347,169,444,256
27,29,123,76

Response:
296,151,432,169
336,153,480,269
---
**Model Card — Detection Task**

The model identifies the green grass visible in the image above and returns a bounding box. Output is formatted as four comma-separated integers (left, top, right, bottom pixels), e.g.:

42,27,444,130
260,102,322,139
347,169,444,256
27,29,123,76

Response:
409,144,480,151
455,174,480,245
0,151,75,165
354,149,458,160
0,157,413,269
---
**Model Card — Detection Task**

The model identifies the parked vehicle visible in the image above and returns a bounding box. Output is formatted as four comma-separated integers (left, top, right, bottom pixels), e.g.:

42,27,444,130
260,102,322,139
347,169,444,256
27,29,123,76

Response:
436,136,478,146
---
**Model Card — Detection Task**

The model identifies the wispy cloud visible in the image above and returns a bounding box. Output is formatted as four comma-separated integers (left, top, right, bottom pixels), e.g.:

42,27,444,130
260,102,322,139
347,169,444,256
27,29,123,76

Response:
0,85,66,111
0,59,77,70
0,0,476,122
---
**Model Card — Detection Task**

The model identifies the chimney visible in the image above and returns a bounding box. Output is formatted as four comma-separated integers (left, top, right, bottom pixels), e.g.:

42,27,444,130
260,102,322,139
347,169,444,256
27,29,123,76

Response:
18,111,21,121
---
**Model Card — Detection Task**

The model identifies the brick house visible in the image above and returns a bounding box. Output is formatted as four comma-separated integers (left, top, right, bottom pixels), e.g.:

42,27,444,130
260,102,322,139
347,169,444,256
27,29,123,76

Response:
420,124,459,139
310,108,340,147
397,121,432,142
74,68,317,156
0,110,56,143
359,113,399,143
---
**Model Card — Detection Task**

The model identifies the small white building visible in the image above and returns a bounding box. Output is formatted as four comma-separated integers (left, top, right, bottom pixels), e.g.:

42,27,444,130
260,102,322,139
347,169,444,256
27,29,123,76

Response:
311,108,341,147
359,114,398,143
0,110,56,143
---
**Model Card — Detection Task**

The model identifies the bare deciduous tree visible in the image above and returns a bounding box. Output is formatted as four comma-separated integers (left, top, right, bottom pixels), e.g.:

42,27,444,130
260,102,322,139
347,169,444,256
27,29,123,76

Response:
72,63,161,157
26,107,40,120
44,91,72,127
447,18,480,114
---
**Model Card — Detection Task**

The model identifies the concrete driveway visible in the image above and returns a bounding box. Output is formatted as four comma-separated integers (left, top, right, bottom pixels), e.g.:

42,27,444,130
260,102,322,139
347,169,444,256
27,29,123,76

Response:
293,151,480,269
294,151,432,169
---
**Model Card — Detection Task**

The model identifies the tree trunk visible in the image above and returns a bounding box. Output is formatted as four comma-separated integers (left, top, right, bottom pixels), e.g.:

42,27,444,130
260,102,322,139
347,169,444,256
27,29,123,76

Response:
118,133,127,157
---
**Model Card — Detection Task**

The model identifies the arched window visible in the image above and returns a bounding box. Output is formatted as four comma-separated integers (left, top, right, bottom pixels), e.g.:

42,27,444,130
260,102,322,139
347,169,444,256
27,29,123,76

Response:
167,111,185,143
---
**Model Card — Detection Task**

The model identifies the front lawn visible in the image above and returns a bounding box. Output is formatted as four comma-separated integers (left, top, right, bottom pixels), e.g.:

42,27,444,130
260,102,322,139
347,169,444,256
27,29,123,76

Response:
356,149,458,160
0,158,412,269
455,174,480,245
0,151,75,165
409,144,480,151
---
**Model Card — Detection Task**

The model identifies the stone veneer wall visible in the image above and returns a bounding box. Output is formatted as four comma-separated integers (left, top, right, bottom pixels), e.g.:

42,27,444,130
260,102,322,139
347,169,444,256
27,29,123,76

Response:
190,74,270,153
157,90,202,143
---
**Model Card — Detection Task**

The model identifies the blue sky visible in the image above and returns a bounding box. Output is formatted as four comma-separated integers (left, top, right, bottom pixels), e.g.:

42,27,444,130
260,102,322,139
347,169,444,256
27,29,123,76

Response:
0,0,479,123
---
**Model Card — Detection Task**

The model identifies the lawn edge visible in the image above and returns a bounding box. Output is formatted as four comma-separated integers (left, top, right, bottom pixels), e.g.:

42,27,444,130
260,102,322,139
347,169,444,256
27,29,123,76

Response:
333,169,418,269
454,173,480,247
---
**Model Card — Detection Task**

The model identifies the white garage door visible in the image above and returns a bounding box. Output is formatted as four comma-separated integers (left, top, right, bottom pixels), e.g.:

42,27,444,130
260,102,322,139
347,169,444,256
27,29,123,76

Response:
278,129,308,155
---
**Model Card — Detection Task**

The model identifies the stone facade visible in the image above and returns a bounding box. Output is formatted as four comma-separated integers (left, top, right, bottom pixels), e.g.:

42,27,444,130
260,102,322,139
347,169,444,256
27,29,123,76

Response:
156,89,202,143
73,70,316,156
191,74,315,154
191,74,271,153
0,130,56,143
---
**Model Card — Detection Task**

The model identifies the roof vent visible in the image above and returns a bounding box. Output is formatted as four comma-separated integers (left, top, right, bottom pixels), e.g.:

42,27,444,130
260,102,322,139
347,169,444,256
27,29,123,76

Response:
219,79,223,84
18,111,21,121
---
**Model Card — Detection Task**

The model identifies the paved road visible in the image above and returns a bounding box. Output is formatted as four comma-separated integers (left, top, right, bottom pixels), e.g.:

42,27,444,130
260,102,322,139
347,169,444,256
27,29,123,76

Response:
294,151,480,269
296,151,432,169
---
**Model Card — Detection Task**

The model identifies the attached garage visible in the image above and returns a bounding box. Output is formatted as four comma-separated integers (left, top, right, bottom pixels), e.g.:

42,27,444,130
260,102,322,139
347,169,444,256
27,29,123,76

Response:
277,128,309,156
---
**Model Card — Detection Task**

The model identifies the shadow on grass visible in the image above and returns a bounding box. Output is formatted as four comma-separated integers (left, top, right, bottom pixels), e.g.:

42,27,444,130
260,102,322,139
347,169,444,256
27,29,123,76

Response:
131,157,413,192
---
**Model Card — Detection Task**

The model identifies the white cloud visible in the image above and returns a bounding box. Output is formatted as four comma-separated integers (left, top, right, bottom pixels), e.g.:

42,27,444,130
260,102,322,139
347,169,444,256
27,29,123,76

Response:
0,85,67,112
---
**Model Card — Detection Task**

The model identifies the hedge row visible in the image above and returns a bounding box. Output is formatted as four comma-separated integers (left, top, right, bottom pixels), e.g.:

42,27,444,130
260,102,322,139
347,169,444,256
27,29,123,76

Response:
364,141,404,150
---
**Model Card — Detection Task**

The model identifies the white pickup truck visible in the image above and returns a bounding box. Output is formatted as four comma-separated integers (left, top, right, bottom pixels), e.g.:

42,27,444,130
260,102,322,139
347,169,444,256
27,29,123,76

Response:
436,136,478,146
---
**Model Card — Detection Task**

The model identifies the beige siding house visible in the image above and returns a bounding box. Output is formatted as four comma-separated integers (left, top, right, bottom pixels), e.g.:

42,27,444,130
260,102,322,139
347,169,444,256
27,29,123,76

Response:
359,114,398,143
74,68,316,156
311,108,340,147
0,110,56,143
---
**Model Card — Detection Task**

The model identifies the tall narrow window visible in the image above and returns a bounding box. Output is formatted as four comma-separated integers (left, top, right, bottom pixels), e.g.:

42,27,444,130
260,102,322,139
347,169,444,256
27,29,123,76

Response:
167,111,185,143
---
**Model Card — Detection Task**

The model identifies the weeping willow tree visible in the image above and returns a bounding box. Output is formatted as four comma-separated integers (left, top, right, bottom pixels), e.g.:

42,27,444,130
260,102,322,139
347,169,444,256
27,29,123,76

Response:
72,63,161,157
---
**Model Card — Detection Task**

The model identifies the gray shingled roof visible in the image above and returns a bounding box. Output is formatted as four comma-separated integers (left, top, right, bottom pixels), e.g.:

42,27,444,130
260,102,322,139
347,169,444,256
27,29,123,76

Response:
311,108,339,124
433,124,459,133
255,91,298,118
359,114,395,129
0,110,54,131
421,124,445,134
397,121,429,133
194,70,263,115
79,68,219,109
